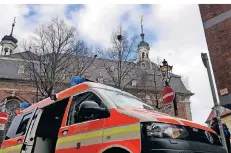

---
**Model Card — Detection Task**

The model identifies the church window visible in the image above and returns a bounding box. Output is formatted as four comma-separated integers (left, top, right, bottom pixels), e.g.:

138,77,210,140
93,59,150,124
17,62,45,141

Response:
132,80,136,86
110,66,115,71
18,65,25,74
4,47,9,52
146,53,148,58
141,62,146,68
61,73,66,80
142,52,145,59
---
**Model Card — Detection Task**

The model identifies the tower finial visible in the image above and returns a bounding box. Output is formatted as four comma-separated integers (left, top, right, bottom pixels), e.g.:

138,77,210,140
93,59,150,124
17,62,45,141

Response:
140,15,145,41
10,17,16,36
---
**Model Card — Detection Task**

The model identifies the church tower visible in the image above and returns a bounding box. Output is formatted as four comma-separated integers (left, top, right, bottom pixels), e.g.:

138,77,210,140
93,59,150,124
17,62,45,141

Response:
0,17,18,56
137,15,152,70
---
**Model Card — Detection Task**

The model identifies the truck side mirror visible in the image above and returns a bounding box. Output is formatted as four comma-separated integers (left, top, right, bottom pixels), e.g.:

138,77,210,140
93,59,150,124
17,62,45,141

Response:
78,101,110,119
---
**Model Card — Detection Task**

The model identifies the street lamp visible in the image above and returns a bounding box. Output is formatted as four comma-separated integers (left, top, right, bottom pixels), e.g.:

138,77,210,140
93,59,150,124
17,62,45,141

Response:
201,53,228,152
159,59,173,87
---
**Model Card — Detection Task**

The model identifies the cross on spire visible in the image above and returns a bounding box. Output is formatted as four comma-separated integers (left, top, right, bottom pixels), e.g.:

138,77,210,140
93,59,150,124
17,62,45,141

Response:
10,17,16,36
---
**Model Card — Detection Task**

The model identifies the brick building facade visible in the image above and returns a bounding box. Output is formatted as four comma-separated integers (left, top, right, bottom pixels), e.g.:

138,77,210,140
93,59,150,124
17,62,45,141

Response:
199,5,231,109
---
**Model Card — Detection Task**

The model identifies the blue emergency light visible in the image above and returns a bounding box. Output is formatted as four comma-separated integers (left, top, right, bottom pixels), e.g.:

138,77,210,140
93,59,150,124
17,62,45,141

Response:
20,102,32,110
70,76,95,87
70,76,86,87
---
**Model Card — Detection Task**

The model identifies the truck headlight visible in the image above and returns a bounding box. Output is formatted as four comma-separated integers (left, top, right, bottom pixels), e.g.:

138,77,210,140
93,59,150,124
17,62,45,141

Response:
146,122,188,139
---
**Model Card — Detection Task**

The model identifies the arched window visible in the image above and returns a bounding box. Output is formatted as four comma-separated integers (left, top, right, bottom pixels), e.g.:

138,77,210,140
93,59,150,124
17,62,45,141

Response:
5,100,20,121
142,52,145,59
4,47,9,52
3,98,21,135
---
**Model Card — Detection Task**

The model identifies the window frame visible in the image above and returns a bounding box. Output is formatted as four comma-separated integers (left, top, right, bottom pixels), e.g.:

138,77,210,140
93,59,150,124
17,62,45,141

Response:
141,62,146,68
66,90,108,126
142,52,145,59
5,109,35,140
18,65,25,74
15,113,32,135
131,80,137,86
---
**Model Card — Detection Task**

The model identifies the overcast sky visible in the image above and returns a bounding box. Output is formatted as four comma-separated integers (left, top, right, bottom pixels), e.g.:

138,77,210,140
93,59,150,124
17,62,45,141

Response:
0,4,214,125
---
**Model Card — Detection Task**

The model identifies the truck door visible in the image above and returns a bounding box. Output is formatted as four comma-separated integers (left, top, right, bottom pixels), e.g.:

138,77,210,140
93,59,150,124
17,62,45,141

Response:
56,91,107,153
1,108,39,153
21,108,43,153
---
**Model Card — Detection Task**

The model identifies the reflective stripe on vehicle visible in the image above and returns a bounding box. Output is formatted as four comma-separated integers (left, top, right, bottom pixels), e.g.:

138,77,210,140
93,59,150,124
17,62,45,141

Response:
0,144,22,153
56,123,140,150
57,83,89,101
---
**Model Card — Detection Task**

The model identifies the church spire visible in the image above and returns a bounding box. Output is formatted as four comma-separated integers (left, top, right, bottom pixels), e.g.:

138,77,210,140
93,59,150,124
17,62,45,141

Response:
10,17,16,36
137,14,151,69
140,15,145,41
0,17,18,55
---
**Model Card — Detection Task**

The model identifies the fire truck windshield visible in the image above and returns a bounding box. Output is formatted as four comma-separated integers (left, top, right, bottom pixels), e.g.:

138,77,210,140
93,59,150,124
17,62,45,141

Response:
100,89,154,110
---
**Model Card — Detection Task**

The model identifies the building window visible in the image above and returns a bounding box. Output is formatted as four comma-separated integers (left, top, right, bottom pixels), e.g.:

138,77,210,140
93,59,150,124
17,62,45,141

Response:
146,95,151,100
4,47,9,52
141,62,146,68
18,65,25,74
110,66,115,71
61,73,66,80
146,53,148,58
132,80,136,86
142,52,145,59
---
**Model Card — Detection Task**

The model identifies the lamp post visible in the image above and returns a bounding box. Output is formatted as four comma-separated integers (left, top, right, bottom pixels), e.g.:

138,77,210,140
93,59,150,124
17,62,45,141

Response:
201,53,228,152
159,59,176,116
159,59,173,87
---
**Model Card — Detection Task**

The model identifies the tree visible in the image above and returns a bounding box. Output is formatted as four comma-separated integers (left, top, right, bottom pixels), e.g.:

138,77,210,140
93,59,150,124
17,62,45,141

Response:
138,63,162,109
20,17,93,99
68,41,97,77
97,26,139,90
137,60,173,114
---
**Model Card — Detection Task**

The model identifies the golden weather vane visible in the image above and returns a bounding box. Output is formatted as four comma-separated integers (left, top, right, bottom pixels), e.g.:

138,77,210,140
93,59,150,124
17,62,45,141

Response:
141,15,144,21
140,15,144,25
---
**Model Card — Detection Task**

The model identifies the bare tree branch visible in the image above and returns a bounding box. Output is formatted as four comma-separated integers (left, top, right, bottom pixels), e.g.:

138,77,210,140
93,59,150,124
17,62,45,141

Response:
97,26,138,89
19,17,95,100
19,17,77,98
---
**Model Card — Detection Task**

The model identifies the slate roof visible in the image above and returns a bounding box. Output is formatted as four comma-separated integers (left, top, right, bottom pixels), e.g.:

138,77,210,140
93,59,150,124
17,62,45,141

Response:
4,51,39,60
138,40,150,49
0,57,30,80
0,51,193,95
2,35,18,44
205,108,231,123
